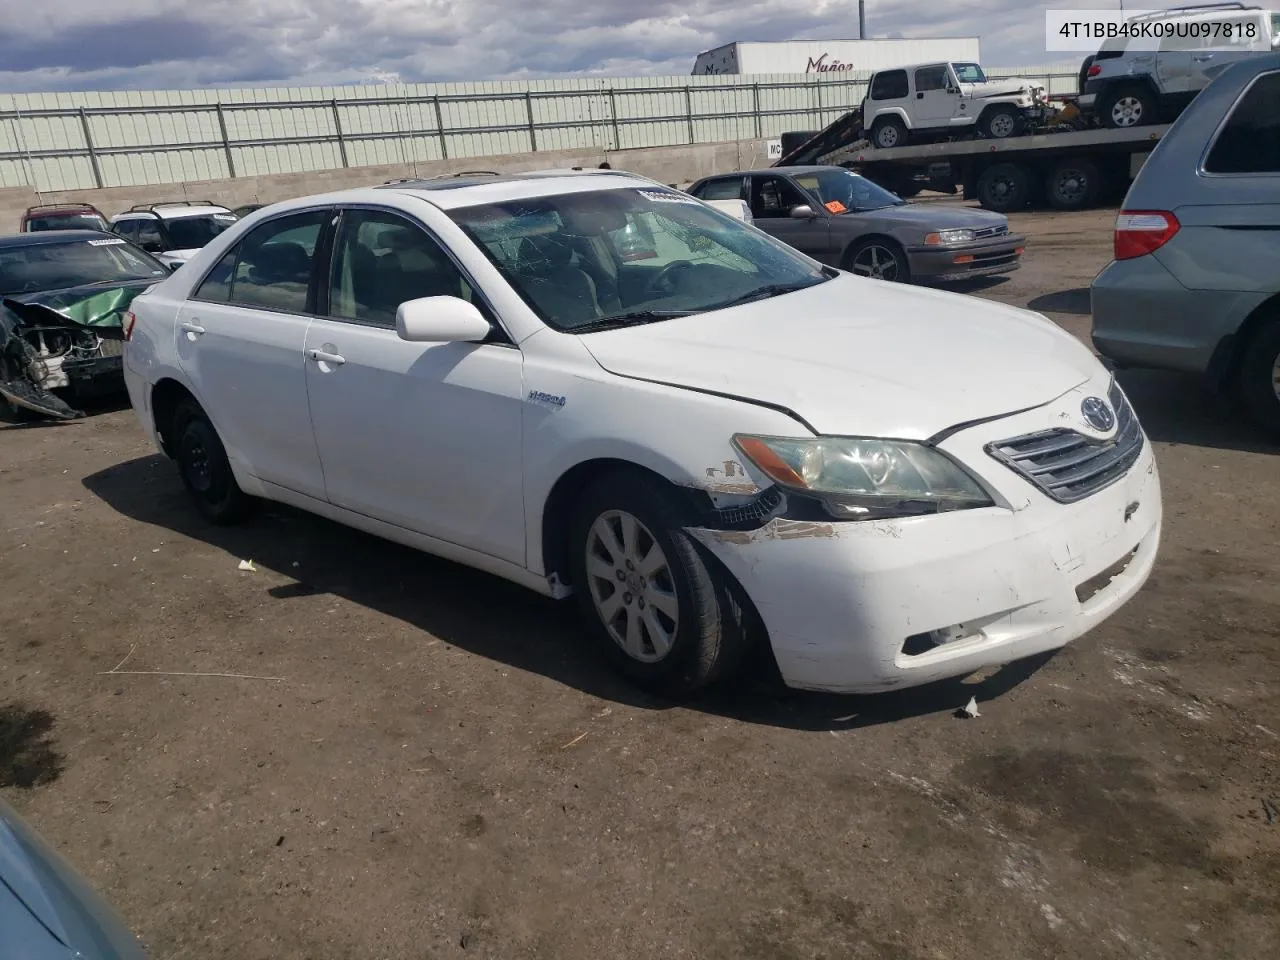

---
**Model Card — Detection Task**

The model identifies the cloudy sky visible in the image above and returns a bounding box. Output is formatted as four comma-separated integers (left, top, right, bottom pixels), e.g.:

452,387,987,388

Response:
0,0,1140,92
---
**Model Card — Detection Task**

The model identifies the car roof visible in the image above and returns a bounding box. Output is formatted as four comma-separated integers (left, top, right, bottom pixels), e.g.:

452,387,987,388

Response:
365,168,664,210
24,204,103,216
0,229,118,249
112,204,232,220
693,166,852,180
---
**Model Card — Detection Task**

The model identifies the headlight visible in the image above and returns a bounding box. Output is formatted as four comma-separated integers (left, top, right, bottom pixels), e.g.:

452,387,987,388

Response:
924,228,975,245
733,434,994,519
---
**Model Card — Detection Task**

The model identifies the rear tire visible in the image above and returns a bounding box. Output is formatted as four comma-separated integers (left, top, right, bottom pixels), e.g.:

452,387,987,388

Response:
1100,85,1157,129
871,116,908,150
1044,158,1101,211
567,471,750,697
1236,320,1280,438
172,399,253,525
977,162,1031,213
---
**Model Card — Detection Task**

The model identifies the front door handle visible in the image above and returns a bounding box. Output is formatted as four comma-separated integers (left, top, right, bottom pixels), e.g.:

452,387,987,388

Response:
180,321,205,337
307,348,346,365
1192,53,1215,61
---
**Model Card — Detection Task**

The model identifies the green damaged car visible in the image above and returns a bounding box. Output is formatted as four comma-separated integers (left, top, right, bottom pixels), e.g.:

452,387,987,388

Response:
0,230,171,420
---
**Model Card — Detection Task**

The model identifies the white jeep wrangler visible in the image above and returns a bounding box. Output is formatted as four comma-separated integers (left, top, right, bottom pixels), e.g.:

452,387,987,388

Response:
861,61,1049,149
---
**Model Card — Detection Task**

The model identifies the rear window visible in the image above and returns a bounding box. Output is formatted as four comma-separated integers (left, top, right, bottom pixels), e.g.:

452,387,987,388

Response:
1203,71,1280,174
870,70,908,100
25,213,108,232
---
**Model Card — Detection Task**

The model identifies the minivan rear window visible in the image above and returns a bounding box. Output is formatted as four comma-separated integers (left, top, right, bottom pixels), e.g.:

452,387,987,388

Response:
1204,71,1280,174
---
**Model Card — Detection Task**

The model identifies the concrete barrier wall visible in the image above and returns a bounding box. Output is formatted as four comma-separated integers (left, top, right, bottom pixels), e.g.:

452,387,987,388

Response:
0,137,771,232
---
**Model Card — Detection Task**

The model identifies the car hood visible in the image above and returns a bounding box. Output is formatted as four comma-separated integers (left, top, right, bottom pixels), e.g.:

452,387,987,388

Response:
963,78,1041,98
578,273,1100,439
845,204,1012,232
3,278,160,333
0,799,147,959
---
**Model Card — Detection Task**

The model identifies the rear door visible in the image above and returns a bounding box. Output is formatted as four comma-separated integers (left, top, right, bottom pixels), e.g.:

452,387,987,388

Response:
174,207,333,499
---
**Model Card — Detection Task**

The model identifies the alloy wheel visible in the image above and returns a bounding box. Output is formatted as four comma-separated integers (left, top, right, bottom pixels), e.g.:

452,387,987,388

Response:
1110,96,1143,127
851,244,901,281
584,510,679,663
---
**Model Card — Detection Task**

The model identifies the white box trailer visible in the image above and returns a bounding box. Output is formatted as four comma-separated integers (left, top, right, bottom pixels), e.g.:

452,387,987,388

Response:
692,38,981,76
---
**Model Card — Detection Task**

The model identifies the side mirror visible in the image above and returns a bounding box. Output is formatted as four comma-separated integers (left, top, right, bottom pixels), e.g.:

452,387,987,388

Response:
789,204,817,219
165,261,181,272
396,296,492,343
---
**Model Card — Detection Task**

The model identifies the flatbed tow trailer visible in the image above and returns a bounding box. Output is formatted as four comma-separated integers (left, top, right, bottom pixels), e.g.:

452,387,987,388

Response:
773,106,1170,213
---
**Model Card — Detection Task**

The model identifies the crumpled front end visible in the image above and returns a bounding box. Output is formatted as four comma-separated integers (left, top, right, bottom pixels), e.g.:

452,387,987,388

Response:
0,285,146,420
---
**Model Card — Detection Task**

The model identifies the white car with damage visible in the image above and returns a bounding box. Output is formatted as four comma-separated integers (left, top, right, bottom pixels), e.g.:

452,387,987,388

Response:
119,169,1162,696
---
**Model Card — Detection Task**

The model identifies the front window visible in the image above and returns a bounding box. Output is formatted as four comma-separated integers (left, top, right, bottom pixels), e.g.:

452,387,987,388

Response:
0,238,168,295
449,187,830,332
164,213,237,250
26,213,109,232
791,169,905,213
952,62,987,83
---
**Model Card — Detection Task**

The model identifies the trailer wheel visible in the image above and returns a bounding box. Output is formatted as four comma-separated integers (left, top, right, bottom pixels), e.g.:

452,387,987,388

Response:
1100,85,1157,129
979,106,1020,139
871,116,908,150
977,163,1031,213
1045,158,1101,211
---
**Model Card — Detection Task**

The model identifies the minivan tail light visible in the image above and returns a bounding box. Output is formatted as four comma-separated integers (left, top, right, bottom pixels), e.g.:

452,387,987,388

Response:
1114,210,1180,261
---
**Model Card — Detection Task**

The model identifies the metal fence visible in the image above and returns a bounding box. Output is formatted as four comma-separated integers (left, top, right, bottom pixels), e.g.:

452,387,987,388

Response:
0,66,1080,193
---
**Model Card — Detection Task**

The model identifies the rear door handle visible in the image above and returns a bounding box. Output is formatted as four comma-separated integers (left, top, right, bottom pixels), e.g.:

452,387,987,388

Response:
307,348,346,365
1192,53,1214,61
179,321,205,336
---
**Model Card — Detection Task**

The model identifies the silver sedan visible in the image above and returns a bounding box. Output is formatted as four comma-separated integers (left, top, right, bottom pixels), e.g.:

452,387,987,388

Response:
688,165,1025,284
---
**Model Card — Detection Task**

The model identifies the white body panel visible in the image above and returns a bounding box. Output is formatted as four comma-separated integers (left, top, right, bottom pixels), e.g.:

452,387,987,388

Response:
122,171,1161,695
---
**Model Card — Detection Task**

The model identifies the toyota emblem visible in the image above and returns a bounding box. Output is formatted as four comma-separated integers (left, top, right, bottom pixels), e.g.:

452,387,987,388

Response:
1081,396,1116,432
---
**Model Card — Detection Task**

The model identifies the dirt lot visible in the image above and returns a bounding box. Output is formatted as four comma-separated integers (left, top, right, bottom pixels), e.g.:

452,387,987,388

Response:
2,205,1278,960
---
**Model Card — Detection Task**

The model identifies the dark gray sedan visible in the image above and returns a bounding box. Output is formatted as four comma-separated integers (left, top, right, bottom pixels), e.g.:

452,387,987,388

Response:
688,166,1025,284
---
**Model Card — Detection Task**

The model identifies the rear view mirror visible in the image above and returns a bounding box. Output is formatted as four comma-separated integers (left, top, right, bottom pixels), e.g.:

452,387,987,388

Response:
789,204,817,219
396,296,492,343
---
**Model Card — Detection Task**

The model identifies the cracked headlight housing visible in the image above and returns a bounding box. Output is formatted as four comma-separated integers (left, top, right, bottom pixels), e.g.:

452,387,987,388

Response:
924,228,975,245
733,434,994,519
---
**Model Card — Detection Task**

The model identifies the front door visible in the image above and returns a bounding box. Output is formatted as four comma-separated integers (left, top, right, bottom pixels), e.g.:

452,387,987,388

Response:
173,208,332,499
302,207,527,565
913,64,959,128
747,175,833,262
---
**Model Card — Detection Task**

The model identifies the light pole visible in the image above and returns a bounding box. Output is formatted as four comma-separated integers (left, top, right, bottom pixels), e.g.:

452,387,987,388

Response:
859,0,867,39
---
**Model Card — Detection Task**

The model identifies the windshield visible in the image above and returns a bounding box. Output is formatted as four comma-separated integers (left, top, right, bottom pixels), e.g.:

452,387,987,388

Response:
164,213,237,249
952,62,987,83
26,213,109,232
449,187,830,332
791,169,904,213
0,237,168,295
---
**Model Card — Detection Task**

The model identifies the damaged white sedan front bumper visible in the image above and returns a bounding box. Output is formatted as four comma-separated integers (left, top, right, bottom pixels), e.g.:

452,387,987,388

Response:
689,386,1162,695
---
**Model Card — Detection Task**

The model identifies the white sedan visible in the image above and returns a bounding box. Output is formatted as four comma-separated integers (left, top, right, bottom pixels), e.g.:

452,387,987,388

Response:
120,169,1162,696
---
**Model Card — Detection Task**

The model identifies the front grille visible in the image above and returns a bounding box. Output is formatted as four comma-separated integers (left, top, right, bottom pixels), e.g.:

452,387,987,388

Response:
986,381,1143,504
972,225,1009,240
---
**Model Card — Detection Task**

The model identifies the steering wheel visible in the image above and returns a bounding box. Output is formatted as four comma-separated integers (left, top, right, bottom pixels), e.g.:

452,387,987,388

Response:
646,259,696,296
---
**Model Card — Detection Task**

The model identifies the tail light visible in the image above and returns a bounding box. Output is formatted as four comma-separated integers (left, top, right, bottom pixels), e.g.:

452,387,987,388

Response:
1114,211,1180,261
123,310,137,341
1087,64,1102,77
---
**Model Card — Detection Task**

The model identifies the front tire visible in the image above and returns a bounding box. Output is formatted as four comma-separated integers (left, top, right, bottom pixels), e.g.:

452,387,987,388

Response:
979,105,1020,139
845,239,910,283
171,399,253,524
568,471,749,697
1237,320,1280,438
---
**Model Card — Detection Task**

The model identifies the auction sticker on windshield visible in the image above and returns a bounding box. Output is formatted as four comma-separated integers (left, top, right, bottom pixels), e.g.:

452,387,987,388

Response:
638,189,700,205
87,238,126,245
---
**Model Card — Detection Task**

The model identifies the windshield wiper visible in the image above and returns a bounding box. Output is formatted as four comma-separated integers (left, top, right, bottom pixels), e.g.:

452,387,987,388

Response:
571,308,695,333
714,281,822,310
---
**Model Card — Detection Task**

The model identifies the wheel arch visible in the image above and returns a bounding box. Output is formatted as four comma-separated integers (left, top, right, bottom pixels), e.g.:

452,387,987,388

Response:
869,108,912,131
1211,291,1280,390
539,457,712,590
150,376,202,458
840,232,908,271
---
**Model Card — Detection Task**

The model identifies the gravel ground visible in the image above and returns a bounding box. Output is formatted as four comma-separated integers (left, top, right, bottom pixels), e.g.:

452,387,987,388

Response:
2,204,1278,960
